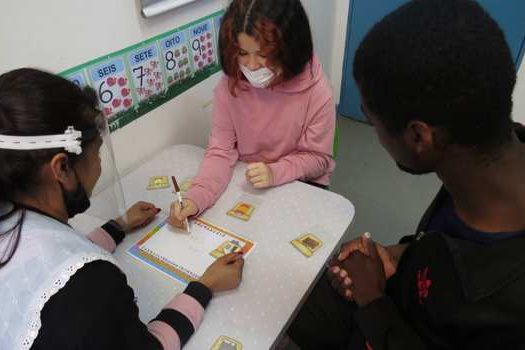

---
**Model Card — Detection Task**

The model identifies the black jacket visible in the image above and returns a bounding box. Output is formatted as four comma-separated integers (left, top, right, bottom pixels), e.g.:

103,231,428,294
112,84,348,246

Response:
354,127,525,350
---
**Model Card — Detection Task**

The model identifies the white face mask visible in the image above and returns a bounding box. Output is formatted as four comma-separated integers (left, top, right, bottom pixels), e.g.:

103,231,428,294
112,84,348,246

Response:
240,64,275,88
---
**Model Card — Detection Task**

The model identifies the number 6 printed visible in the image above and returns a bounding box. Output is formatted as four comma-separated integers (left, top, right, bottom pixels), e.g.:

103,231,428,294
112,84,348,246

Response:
98,81,114,104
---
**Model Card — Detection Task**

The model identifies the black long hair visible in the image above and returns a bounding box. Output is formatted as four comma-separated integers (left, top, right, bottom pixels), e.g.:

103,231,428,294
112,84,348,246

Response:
0,68,100,267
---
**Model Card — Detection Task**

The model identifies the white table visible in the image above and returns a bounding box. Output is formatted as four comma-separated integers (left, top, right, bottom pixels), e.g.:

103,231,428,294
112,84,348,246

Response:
71,145,354,349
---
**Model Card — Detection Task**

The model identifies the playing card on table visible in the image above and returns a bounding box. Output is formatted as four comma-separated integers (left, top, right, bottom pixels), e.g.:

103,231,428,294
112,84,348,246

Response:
291,233,323,257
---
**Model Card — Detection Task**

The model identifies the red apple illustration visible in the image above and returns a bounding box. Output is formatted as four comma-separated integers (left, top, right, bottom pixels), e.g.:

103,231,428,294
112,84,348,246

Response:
106,77,116,86
118,77,127,87
123,99,132,108
112,98,122,108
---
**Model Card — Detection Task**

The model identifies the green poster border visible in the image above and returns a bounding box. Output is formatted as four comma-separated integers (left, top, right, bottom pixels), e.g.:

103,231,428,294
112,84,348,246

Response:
60,9,224,133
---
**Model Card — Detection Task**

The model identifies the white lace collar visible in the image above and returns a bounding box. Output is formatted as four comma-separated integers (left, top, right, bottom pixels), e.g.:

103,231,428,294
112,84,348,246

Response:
0,210,118,350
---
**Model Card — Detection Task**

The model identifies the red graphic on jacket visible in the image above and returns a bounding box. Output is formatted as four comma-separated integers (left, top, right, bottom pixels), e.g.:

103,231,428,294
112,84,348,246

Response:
417,266,432,304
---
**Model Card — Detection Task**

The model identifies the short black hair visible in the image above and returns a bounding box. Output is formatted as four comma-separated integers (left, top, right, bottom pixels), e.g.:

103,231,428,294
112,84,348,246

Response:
354,0,517,148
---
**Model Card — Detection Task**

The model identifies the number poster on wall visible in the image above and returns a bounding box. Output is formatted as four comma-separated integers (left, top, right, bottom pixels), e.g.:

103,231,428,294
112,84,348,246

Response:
61,10,224,133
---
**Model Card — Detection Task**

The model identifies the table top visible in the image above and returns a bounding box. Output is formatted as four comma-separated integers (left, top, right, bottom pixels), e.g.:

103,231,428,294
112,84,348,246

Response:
71,144,354,349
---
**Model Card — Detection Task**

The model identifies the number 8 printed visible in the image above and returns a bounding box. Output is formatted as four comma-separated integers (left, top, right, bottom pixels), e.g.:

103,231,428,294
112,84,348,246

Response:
165,51,177,71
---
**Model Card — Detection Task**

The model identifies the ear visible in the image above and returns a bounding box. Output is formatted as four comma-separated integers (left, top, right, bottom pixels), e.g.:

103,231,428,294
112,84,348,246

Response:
404,120,435,154
49,153,71,185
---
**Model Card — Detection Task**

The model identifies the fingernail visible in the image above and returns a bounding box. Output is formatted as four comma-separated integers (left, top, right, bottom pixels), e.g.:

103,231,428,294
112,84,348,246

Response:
364,232,371,239
332,266,340,274
344,277,351,286
338,253,344,260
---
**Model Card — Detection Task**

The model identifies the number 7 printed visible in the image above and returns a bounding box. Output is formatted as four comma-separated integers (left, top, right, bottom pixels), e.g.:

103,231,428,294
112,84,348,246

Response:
128,44,165,102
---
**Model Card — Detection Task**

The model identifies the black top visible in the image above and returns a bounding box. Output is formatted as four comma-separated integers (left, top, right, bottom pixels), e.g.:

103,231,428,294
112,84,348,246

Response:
356,185,525,346
30,222,212,350
289,125,525,349
426,196,525,244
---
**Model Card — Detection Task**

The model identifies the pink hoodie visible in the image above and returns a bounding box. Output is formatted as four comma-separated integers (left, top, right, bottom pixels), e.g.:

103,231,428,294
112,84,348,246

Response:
186,55,336,213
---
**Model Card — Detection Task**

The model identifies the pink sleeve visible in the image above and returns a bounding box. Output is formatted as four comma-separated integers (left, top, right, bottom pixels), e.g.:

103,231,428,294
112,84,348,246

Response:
163,293,205,330
268,82,336,186
186,79,239,215
147,293,206,350
147,321,181,350
87,227,117,253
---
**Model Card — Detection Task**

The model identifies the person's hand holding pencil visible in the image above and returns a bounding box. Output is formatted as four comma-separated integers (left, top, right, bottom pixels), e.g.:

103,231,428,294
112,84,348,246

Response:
168,176,197,232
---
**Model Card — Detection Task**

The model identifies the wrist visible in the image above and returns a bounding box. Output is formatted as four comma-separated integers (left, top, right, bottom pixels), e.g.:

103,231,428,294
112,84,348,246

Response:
184,281,213,308
267,162,284,186
356,291,384,307
186,200,199,216
198,275,215,293
102,219,126,245
184,196,202,217
386,243,408,266
114,217,129,233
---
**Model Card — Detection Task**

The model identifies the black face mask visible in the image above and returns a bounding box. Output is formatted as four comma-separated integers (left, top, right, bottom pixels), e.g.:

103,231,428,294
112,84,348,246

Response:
60,180,91,218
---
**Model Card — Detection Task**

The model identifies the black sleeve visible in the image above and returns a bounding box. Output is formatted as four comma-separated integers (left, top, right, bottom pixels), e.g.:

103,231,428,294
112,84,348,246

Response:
32,260,162,350
101,220,125,245
150,281,212,347
183,281,212,308
354,297,427,350
31,261,212,350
